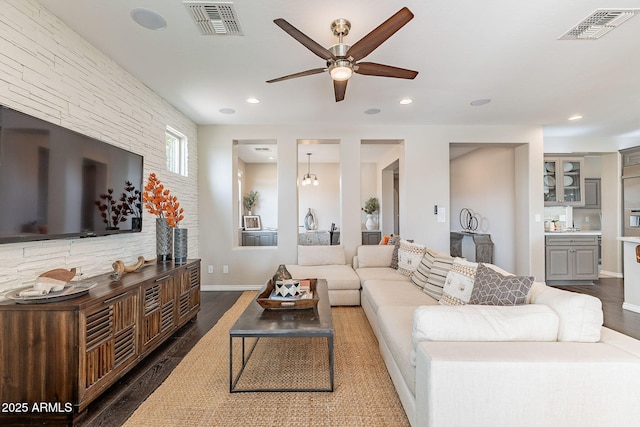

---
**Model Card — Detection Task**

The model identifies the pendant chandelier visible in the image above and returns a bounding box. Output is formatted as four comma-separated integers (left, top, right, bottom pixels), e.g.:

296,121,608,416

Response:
302,153,319,186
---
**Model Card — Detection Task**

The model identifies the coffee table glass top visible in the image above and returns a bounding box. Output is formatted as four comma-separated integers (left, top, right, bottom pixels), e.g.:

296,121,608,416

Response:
230,279,332,336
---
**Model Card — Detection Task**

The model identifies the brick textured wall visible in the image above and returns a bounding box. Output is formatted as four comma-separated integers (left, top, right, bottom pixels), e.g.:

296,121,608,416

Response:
0,0,198,294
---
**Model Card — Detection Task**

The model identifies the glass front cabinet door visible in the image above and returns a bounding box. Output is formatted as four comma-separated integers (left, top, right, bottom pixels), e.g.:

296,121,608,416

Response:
544,157,585,206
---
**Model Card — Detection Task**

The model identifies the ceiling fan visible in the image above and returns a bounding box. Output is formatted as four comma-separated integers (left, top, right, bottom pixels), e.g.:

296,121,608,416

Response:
266,7,419,102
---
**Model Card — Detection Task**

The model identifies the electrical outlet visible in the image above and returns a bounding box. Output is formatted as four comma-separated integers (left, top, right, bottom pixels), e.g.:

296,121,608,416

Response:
223,265,229,274
207,265,213,274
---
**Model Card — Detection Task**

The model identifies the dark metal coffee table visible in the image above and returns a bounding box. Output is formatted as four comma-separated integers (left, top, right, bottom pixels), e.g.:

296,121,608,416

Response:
229,279,334,392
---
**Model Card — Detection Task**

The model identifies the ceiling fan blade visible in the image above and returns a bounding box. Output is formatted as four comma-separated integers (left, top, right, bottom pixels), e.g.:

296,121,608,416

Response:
274,18,335,61
266,67,326,83
355,62,418,79
334,79,347,102
346,7,414,62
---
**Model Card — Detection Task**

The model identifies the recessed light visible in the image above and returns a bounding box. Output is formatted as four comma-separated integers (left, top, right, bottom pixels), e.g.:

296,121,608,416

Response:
568,114,583,121
130,8,167,30
470,98,491,106
399,98,413,105
219,108,235,114
246,97,260,104
364,108,381,115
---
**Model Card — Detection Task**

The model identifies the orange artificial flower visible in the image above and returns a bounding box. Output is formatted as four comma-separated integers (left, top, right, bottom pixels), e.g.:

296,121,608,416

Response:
142,173,184,226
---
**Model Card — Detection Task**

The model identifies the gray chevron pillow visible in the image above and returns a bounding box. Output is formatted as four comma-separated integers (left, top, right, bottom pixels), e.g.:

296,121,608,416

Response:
469,263,534,306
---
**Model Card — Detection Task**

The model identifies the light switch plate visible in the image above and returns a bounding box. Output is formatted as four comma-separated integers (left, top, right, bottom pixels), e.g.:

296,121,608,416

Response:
437,207,446,223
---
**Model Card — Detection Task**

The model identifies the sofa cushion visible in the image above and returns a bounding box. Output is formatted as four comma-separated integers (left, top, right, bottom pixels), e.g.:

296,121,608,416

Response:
469,263,534,306
356,245,394,268
285,265,360,290
397,240,426,277
410,304,560,365
378,305,418,395
530,285,603,342
297,244,345,266
356,267,411,284
439,258,478,306
361,280,437,316
422,251,454,301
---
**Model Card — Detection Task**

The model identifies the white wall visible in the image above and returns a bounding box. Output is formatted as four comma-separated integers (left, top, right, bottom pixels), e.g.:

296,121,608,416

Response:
360,163,378,230
0,0,198,294
198,124,544,288
298,162,340,231
450,146,517,272
244,163,277,229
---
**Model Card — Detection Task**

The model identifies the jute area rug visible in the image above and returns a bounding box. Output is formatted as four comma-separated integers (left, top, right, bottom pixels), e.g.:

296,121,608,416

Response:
123,291,409,426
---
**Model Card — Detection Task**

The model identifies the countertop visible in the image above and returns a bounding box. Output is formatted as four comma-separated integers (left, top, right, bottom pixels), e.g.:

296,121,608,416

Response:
545,231,601,236
618,236,640,243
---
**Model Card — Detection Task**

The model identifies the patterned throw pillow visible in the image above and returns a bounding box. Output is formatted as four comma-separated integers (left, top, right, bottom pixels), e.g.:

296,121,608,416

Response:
439,258,478,306
469,263,534,306
387,235,402,269
422,251,454,301
411,250,436,290
397,240,426,277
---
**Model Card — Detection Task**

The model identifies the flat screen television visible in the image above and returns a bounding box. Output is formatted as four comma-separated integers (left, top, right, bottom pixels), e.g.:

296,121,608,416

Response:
0,105,144,244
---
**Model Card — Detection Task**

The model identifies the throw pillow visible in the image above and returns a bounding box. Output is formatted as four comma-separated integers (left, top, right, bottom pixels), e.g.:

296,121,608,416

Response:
387,234,402,269
439,258,478,306
422,250,454,301
397,239,426,277
379,235,390,245
410,250,436,290
469,263,534,306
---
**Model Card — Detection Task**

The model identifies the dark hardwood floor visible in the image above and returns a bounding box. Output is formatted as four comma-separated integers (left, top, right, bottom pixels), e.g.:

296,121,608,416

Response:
77,279,640,426
77,291,242,427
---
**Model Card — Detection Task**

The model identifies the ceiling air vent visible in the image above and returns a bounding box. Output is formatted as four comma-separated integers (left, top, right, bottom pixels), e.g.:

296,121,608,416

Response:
559,8,639,40
184,1,243,36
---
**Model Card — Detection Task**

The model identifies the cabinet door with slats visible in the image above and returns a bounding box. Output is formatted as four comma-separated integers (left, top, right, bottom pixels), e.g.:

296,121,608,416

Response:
141,274,177,353
177,263,201,324
80,289,139,405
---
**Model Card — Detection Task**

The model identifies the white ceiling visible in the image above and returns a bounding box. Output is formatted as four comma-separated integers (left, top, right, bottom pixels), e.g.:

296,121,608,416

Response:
35,0,640,139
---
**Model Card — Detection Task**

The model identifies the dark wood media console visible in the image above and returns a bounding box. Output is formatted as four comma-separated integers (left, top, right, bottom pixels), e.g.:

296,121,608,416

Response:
0,259,201,426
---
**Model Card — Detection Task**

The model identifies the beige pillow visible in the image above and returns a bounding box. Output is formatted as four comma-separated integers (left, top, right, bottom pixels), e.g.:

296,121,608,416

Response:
439,258,478,306
397,239,426,277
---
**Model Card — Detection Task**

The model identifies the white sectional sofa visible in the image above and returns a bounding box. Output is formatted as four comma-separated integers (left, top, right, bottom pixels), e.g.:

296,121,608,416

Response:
353,243,640,427
286,245,361,306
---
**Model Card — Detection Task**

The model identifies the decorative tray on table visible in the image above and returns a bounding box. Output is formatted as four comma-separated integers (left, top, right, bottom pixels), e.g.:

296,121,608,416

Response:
6,280,98,304
256,278,319,310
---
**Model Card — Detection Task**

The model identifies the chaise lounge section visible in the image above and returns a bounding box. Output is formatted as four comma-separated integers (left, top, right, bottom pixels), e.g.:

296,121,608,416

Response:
353,242,640,427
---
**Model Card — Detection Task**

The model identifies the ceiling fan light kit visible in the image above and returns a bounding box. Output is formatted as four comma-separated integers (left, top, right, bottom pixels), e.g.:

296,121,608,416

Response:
267,7,419,102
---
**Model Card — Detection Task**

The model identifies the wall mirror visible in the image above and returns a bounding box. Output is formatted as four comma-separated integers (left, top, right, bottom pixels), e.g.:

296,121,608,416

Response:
361,140,402,244
298,140,340,246
234,139,278,247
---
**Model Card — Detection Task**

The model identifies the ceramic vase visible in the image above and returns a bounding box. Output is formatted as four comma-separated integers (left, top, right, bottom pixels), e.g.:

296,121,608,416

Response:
272,264,292,284
174,228,188,265
156,217,173,263
365,214,377,230
304,208,317,231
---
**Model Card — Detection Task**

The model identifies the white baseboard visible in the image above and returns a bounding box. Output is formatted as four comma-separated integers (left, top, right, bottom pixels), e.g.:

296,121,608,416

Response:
599,270,623,279
622,302,640,314
201,284,263,292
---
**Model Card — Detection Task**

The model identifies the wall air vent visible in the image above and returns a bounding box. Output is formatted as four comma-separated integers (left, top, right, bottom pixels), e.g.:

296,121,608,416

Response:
559,9,639,40
183,1,243,36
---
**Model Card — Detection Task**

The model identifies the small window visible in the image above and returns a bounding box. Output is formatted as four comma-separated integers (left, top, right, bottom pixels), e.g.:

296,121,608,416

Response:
166,126,188,176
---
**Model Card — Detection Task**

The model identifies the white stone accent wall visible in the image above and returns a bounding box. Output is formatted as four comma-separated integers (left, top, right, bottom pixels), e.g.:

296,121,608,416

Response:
0,0,198,294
